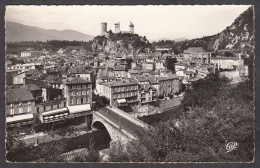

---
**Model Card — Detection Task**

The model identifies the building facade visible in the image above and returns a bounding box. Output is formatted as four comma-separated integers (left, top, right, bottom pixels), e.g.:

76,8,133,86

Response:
102,80,139,107
6,88,36,128
183,47,211,65
158,76,181,97
64,77,93,115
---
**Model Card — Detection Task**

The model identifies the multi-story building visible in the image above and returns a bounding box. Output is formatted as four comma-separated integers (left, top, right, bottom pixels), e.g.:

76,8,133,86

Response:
114,65,127,78
68,67,94,82
20,50,43,58
210,56,244,70
183,47,211,65
138,84,158,106
8,62,43,71
95,76,116,96
102,79,139,107
13,71,26,85
35,98,69,123
6,87,36,128
141,62,155,70
157,75,181,97
64,77,93,115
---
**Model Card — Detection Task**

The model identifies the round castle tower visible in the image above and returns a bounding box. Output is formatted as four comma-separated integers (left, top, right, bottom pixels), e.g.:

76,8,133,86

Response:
101,22,107,35
114,22,120,34
129,21,134,34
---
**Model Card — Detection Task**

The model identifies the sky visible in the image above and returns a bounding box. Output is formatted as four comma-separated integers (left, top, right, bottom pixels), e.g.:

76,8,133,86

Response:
5,5,252,41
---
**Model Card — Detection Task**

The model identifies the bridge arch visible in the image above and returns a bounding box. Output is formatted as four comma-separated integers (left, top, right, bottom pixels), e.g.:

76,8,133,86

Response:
92,121,112,141
92,114,131,144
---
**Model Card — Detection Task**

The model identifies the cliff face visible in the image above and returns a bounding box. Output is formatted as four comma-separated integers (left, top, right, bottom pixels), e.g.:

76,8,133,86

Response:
92,32,153,55
211,6,254,51
151,6,254,54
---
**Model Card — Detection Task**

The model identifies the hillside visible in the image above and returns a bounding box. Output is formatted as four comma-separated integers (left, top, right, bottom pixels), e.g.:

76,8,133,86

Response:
6,21,94,42
92,31,153,55
152,6,254,54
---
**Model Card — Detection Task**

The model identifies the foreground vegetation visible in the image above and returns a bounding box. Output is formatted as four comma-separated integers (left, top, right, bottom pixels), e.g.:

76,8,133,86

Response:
108,74,254,162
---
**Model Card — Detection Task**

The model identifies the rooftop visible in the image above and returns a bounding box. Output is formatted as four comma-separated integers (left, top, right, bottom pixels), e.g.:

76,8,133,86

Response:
103,79,138,87
211,56,239,60
184,47,207,54
64,77,92,85
6,87,35,103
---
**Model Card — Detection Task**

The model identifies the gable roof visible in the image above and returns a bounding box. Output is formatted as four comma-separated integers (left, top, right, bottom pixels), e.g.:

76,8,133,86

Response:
64,77,91,84
22,84,41,91
6,88,35,103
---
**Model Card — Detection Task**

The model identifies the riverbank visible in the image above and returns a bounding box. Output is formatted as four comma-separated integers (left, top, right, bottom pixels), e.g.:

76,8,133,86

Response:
7,128,111,162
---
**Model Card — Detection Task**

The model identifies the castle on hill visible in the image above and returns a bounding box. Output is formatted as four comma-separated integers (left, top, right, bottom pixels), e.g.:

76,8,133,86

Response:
101,21,134,35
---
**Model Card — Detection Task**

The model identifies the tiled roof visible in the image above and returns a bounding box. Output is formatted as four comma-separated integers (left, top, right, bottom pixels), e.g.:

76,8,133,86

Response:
64,77,91,84
114,65,126,71
103,79,138,87
99,75,116,80
6,88,35,103
23,84,41,91
211,57,239,60
52,77,65,84
128,70,139,74
157,75,179,81
26,69,38,75
133,66,142,70
184,47,207,54
68,67,93,74
44,75,59,81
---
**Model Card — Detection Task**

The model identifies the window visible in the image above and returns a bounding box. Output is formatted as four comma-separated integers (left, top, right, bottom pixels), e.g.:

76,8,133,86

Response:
70,98,73,105
19,103,23,114
76,98,79,104
57,103,60,108
43,106,46,111
10,104,14,115
64,102,66,107
37,107,40,113
51,105,53,110
28,102,31,112
81,98,84,104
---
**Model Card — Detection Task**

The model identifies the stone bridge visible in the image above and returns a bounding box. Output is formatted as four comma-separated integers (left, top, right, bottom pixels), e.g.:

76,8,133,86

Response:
92,106,150,144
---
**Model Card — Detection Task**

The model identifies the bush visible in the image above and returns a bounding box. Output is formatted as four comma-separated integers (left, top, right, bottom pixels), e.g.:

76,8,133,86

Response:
158,95,164,99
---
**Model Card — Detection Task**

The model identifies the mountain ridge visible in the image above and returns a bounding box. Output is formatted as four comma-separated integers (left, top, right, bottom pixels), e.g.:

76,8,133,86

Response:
6,21,95,42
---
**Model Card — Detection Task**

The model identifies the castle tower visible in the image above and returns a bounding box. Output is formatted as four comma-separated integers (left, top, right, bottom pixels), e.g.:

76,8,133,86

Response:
129,21,134,34
101,22,107,35
114,22,120,33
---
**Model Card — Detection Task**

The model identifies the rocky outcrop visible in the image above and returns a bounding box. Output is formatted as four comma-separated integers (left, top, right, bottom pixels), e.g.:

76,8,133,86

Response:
212,6,254,51
92,32,153,55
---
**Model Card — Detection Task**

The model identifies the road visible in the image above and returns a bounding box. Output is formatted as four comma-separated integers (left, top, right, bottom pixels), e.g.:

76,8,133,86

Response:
97,107,146,136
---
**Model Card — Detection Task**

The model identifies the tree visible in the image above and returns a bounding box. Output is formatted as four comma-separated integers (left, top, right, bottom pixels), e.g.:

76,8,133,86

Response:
165,56,177,73
29,139,67,162
72,141,101,162
106,80,254,162
125,58,133,70
182,73,229,109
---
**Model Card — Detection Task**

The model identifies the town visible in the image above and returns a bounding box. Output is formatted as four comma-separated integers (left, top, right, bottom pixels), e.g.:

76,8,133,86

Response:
5,6,254,163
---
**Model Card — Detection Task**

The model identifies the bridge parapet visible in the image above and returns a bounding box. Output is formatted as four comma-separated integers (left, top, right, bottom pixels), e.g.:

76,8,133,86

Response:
106,106,150,130
92,112,136,145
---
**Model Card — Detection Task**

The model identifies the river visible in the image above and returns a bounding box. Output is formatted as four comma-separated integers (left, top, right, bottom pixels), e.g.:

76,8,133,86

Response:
8,129,111,162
